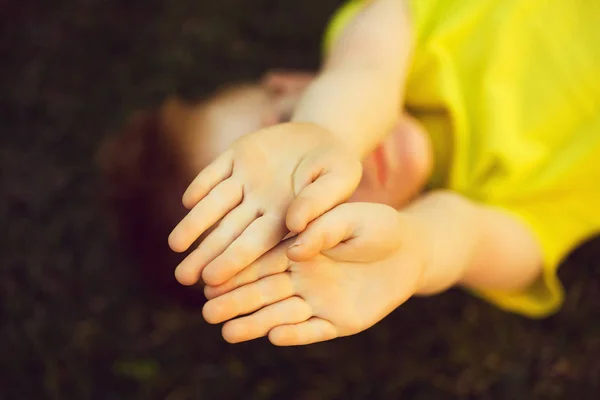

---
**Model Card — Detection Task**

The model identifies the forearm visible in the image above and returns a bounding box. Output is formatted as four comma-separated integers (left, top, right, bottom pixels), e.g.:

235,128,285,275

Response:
401,191,544,296
291,0,413,158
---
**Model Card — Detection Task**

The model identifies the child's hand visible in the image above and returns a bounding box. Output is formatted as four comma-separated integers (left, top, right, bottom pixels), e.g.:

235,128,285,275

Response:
201,202,427,346
168,123,362,287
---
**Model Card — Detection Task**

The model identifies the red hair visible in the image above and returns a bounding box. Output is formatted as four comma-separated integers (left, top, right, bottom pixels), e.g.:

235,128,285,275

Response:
97,100,206,306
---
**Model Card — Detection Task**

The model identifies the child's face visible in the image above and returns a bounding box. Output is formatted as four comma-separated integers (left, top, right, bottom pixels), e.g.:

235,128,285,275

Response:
177,75,430,210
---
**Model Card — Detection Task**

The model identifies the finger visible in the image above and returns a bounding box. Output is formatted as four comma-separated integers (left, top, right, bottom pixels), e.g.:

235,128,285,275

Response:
268,317,337,346
182,150,234,209
288,203,403,263
203,272,295,325
221,296,312,344
286,152,362,233
168,178,242,253
174,251,209,287
204,239,291,300
174,203,258,286
201,213,288,286
286,203,354,262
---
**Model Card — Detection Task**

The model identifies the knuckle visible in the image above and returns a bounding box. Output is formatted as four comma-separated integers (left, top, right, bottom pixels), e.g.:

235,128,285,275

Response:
320,228,341,249
209,184,227,204
228,177,244,195
229,289,246,313
255,257,279,281
253,281,270,306
239,262,260,285
318,232,333,249
217,279,235,294
227,242,254,267
263,214,288,240
214,178,239,201
292,197,315,219
292,297,312,319
213,221,239,245
257,275,281,301
280,273,295,293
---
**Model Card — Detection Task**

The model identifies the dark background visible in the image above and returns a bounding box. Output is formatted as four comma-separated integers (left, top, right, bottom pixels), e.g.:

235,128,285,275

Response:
2,1,599,398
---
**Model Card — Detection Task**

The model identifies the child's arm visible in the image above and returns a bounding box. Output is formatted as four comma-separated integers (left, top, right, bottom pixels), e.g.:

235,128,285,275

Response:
403,191,543,296
205,190,544,303
292,0,413,158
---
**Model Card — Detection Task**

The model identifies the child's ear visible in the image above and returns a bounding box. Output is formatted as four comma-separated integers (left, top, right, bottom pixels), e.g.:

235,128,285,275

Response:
260,70,315,96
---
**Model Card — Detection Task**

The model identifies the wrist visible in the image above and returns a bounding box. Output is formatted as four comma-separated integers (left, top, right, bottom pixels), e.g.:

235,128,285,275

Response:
383,211,430,304
289,72,400,159
283,120,364,161
401,191,480,296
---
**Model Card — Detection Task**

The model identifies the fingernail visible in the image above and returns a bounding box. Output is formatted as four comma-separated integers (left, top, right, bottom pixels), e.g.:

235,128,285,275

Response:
289,240,302,249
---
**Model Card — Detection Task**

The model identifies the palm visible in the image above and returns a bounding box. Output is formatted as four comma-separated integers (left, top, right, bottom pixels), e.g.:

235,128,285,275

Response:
199,202,422,346
290,255,400,337
168,123,361,287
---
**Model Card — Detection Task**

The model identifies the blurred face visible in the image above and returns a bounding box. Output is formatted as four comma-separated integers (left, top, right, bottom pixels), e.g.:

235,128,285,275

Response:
198,84,297,166
177,74,430,210
347,114,432,209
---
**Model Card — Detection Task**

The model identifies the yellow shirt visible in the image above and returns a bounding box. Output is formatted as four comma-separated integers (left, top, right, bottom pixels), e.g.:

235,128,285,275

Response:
324,0,600,318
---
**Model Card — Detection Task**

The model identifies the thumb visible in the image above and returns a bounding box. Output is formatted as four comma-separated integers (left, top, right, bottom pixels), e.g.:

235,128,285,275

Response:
286,203,402,263
286,150,362,233
286,203,356,262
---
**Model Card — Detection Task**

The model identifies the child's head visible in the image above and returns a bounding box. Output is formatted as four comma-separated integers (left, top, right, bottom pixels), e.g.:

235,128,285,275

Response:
98,71,431,302
97,73,309,302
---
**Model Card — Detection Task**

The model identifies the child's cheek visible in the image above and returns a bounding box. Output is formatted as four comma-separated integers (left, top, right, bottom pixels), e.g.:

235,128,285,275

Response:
261,111,279,127
348,184,391,206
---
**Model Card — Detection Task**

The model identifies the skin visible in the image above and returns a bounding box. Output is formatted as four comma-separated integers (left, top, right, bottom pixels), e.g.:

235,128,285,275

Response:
166,0,544,345
168,0,417,287
167,75,433,286
159,72,542,346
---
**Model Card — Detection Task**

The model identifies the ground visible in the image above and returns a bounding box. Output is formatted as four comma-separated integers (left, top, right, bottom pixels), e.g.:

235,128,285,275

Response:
2,1,599,398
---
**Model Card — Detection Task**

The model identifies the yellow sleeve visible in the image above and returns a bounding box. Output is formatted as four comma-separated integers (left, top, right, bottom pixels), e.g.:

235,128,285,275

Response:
323,0,600,318
429,0,600,318
475,178,600,318
471,97,600,317
322,0,438,57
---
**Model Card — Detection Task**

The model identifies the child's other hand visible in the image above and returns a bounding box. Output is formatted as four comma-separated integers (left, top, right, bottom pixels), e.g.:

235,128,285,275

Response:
168,123,362,287
202,202,427,346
